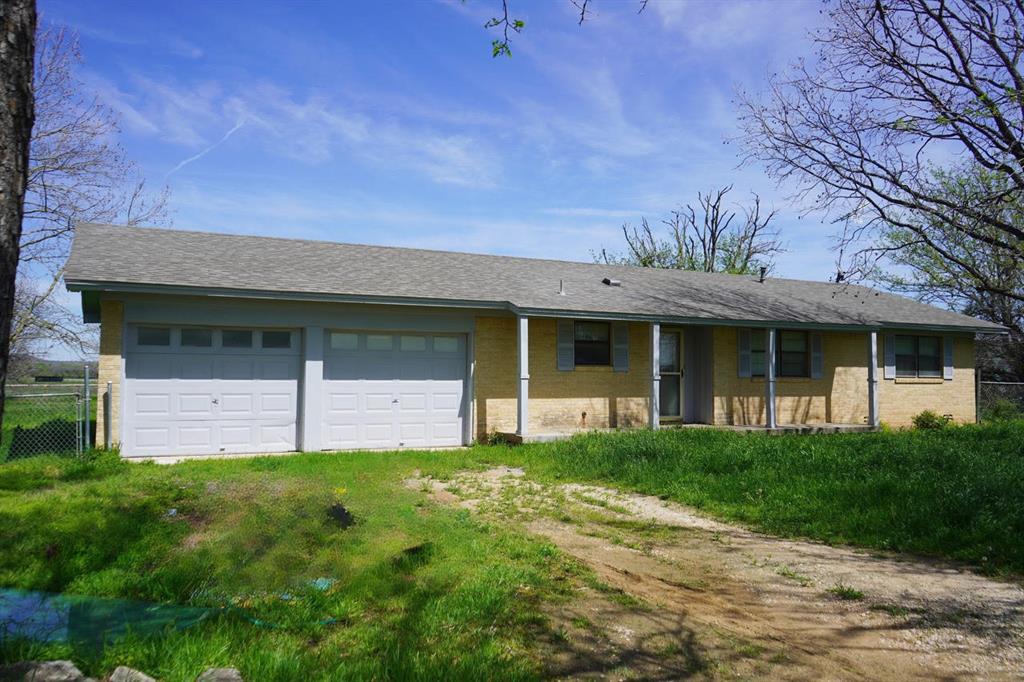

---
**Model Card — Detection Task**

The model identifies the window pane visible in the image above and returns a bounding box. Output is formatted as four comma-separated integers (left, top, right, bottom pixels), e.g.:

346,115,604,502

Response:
330,333,357,350
895,335,916,356
366,334,393,351
751,351,766,377
262,331,291,349
895,334,917,377
137,327,170,346
574,322,610,365
780,331,806,352
659,332,680,373
181,328,212,347
400,335,427,351
779,351,807,377
659,376,680,417
574,322,609,342
750,330,766,352
918,336,942,376
434,336,458,352
222,330,253,348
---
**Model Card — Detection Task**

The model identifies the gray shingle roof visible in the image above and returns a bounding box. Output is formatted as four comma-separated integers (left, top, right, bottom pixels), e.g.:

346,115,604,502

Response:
65,223,1004,332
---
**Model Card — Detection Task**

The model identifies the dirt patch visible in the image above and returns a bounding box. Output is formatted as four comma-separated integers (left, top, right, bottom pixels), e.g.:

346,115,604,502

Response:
406,468,1024,680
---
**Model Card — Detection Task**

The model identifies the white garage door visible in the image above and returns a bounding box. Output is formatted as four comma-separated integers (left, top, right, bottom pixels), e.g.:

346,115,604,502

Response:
322,331,466,450
123,326,300,457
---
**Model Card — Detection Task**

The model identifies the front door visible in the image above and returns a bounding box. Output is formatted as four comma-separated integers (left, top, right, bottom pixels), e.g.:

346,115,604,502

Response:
659,331,682,419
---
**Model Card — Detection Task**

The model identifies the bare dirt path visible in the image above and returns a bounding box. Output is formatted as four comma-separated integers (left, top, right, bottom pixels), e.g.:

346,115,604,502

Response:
407,467,1024,681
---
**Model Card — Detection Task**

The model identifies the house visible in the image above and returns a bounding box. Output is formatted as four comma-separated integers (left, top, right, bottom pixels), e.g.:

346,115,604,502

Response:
64,223,1004,459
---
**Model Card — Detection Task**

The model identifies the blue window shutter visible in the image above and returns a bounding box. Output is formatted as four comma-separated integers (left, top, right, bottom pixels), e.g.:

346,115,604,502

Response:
810,332,823,379
943,336,954,380
556,319,575,371
612,322,629,372
737,328,751,378
884,334,896,379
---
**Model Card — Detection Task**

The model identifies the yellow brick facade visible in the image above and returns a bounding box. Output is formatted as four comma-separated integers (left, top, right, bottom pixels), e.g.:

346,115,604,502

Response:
473,316,650,440
474,318,977,436
712,327,871,426
877,334,976,426
95,299,123,448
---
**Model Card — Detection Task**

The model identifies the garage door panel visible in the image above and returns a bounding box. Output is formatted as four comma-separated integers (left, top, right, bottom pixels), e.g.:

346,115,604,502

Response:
134,393,171,416
431,421,460,443
181,358,215,380
220,393,254,415
220,425,253,447
260,393,294,414
327,393,357,413
222,358,256,380
129,355,174,380
364,392,394,412
179,426,214,447
432,391,461,412
260,358,300,381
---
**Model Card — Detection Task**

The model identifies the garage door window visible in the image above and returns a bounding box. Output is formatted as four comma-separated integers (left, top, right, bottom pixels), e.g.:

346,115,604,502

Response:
366,335,393,351
138,327,170,346
400,335,427,351
222,329,253,348
181,328,213,347
434,336,458,352
262,331,292,349
330,333,358,350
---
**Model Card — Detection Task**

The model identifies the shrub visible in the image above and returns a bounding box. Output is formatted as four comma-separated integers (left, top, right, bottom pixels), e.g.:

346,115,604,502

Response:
981,398,1023,423
912,410,951,430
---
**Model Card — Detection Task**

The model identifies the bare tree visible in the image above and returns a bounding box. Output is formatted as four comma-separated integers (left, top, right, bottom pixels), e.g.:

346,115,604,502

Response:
598,186,783,275
736,0,1024,301
1,0,37,434
14,25,170,357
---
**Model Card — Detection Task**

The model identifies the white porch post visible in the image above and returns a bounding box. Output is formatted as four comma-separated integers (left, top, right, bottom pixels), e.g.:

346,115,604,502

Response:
766,327,777,429
516,315,529,438
301,326,324,452
649,322,661,428
867,330,879,428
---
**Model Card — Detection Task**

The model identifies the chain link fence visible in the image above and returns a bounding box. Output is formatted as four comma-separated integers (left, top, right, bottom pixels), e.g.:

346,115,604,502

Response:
978,381,1024,421
1,377,93,463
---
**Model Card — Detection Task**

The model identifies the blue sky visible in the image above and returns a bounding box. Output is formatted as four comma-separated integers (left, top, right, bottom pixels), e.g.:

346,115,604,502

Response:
41,0,837,279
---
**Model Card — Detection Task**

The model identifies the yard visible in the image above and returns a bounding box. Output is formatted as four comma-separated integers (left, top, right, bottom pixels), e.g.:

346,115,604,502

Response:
0,423,1022,679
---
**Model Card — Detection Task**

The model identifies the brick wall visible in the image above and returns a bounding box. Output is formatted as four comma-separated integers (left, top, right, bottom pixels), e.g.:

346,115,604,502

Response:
877,334,975,425
712,327,870,426
95,299,123,447
711,327,976,427
473,316,650,439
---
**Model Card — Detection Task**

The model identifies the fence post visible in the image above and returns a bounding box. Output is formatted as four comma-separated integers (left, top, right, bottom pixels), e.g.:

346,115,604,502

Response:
83,365,91,449
104,381,112,449
975,368,981,424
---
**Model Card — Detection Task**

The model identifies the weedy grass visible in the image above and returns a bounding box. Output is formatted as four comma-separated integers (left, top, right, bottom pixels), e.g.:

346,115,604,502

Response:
510,421,1024,575
1,421,1022,679
0,449,565,680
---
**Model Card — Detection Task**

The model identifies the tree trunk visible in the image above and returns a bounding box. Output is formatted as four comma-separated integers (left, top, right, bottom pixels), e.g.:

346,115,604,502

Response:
0,0,37,435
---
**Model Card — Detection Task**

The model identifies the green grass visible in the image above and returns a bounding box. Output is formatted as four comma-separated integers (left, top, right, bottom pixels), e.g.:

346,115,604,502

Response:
1,422,1022,678
509,421,1024,574
0,449,568,680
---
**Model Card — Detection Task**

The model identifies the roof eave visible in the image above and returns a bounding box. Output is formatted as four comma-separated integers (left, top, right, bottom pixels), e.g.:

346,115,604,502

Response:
65,279,1006,334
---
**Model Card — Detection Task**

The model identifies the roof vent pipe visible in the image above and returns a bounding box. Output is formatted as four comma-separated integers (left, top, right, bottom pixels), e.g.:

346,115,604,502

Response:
558,279,565,295
602,277,622,287
758,266,767,283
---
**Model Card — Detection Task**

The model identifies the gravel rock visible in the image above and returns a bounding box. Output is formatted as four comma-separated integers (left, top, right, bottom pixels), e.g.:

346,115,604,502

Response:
0,660,94,682
195,669,243,682
109,667,156,682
